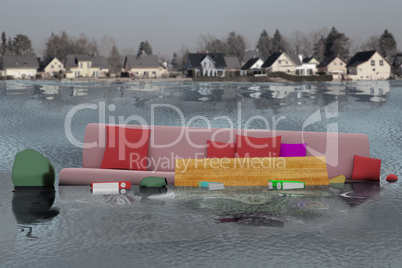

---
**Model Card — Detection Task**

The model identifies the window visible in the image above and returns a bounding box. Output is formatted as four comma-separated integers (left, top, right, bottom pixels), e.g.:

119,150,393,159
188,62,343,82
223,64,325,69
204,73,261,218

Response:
334,62,337,66
278,60,282,64
80,63,83,68
51,65,54,69
286,61,289,64
380,60,384,66
340,62,343,66
209,62,211,68
373,68,375,72
287,69,290,73
371,60,375,66
58,65,61,68
203,62,206,68
359,68,362,72
87,63,90,68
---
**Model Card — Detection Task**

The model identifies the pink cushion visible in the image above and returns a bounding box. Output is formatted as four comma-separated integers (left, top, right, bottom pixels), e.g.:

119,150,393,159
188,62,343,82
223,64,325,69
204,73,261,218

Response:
279,143,307,157
100,126,150,170
351,155,381,181
236,135,281,158
207,140,236,158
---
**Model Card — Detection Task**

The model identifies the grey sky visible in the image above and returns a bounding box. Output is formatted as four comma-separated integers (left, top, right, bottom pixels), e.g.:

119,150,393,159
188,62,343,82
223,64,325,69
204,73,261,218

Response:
0,0,401,58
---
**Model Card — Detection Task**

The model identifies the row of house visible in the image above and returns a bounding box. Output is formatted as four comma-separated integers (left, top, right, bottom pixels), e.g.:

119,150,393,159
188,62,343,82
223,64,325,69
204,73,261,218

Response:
0,54,168,79
0,50,396,81
186,50,392,81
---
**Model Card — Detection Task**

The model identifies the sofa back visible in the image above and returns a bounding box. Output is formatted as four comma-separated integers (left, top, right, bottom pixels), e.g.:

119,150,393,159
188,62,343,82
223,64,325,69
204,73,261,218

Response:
82,123,369,180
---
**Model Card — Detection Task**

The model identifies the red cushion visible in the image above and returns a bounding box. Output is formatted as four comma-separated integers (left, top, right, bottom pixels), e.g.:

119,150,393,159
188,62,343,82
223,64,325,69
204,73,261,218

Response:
100,126,150,170
351,155,381,181
236,135,281,158
207,140,236,158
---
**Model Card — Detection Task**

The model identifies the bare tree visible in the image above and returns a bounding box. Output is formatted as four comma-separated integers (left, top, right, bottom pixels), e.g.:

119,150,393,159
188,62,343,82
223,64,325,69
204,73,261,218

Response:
174,45,189,71
99,35,117,57
289,30,312,56
73,34,98,55
361,35,380,51
197,34,228,54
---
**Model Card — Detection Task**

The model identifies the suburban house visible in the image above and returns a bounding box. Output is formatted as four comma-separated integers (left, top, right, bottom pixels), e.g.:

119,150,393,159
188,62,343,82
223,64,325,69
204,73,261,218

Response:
241,57,264,76
317,56,347,80
262,52,301,75
346,50,391,80
224,56,242,76
0,55,39,79
123,55,167,78
65,55,109,78
301,56,319,75
186,53,227,77
39,57,64,78
289,54,317,76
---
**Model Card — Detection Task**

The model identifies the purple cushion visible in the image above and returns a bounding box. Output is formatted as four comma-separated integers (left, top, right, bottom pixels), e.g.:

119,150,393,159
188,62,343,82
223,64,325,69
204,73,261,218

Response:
279,143,307,157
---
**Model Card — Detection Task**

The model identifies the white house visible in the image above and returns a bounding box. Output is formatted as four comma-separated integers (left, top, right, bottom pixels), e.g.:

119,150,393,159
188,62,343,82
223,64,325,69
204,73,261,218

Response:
1,55,39,79
241,57,264,76
40,57,64,78
186,53,227,77
347,50,391,80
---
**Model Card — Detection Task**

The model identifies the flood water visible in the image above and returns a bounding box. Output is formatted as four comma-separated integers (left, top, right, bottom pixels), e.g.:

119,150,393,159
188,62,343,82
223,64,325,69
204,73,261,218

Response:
1,80,402,267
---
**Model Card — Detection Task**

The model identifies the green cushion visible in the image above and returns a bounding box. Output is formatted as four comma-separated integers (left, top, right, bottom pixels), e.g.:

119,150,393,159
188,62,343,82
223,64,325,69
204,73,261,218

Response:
139,177,167,188
12,149,55,187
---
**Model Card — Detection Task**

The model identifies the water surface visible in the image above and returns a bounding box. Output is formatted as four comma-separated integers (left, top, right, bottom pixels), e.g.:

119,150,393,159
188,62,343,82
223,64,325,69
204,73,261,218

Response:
1,80,401,267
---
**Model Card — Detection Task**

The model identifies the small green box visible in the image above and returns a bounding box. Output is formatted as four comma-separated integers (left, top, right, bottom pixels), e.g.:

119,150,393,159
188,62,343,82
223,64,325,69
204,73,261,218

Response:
268,180,305,190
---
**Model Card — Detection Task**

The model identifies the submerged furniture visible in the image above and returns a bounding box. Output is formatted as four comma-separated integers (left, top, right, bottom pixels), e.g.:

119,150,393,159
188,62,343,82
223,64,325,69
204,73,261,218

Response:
175,156,328,186
12,149,55,187
59,123,370,186
139,177,167,188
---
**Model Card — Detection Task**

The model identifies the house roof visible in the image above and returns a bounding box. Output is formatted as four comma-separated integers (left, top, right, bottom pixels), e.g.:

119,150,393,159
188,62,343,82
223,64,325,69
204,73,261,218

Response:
66,55,85,67
317,56,345,67
287,54,303,66
187,53,226,68
125,55,161,69
224,56,241,69
39,57,63,71
243,50,262,62
1,55,39,69
347,50,377,67
66,55,110,69
91,56,109,69
241,57,261,70
261,52,283,68
303,56,317,64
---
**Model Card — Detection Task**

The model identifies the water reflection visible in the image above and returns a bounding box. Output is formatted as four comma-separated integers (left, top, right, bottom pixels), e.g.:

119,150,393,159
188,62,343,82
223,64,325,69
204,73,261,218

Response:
340,182,381,207
12,186,59,239
217,213,284,228
1,81,393,111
